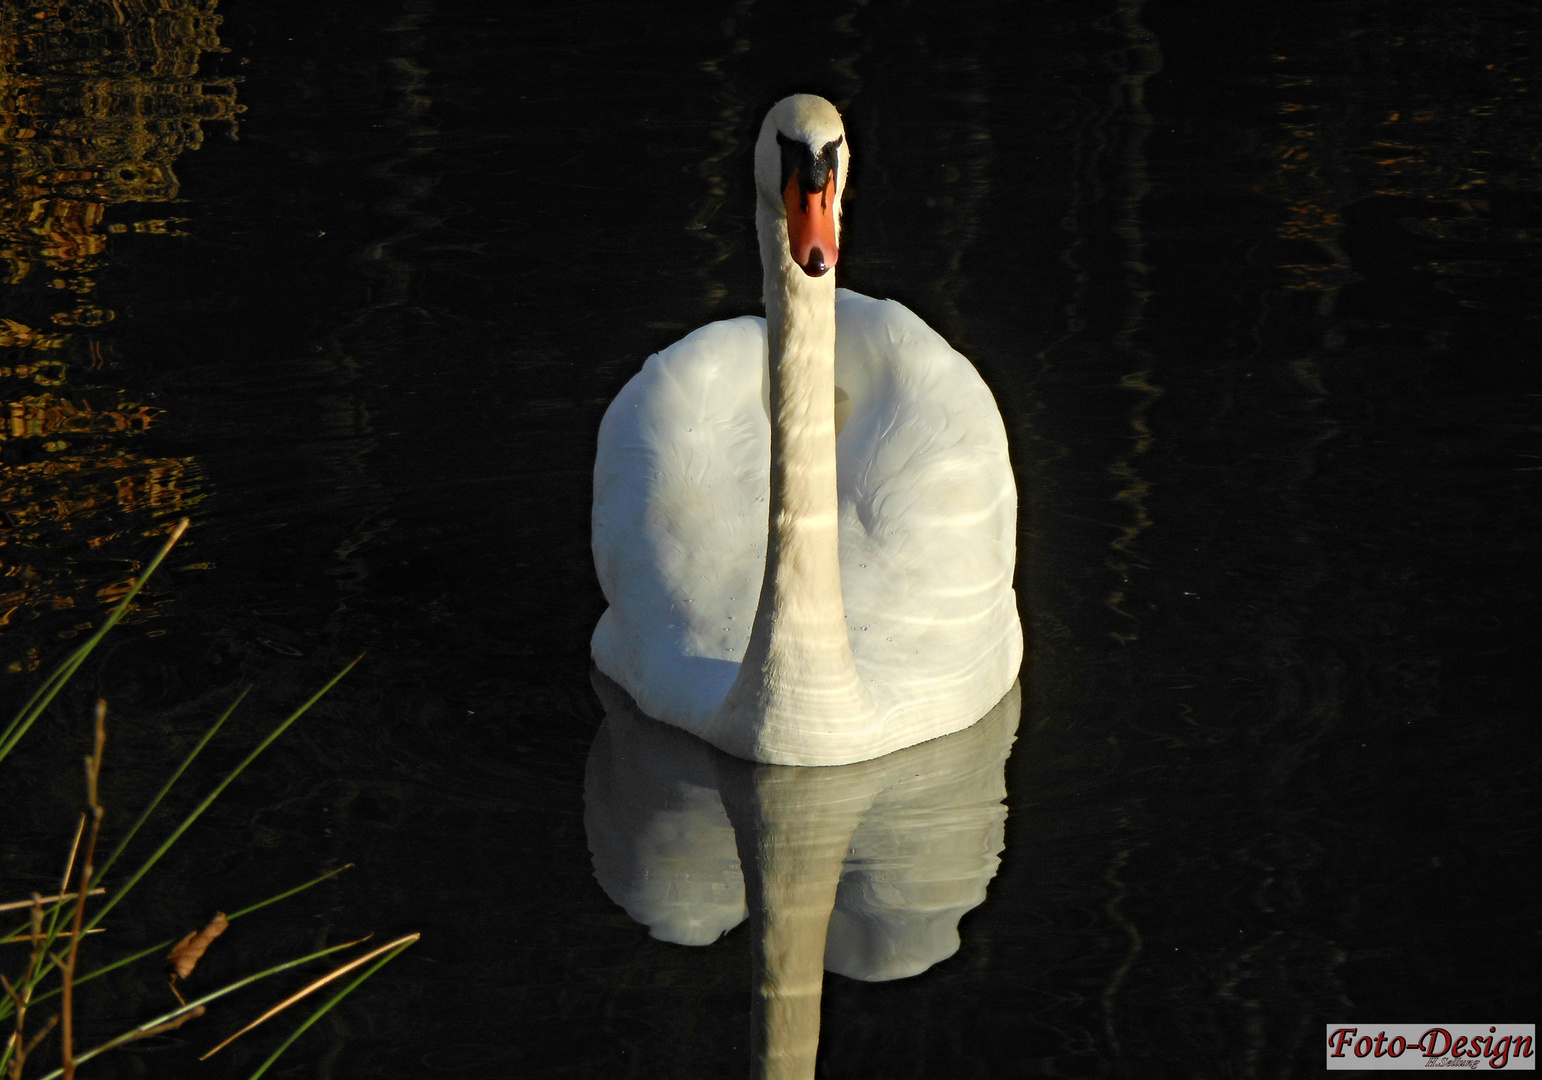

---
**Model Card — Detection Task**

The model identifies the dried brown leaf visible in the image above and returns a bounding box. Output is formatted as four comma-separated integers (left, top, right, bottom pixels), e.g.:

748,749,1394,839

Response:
166,912,228,983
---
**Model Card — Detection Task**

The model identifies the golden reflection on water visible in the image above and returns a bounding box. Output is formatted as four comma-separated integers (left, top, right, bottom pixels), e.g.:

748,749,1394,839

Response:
0,0,237,667
1260,11,1538,300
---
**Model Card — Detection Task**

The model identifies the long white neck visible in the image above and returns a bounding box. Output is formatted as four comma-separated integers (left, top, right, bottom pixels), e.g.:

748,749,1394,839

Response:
708,198,879,766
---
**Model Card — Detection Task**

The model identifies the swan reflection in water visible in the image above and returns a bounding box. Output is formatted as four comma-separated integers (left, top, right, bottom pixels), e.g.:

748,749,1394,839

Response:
584,671,1020,1078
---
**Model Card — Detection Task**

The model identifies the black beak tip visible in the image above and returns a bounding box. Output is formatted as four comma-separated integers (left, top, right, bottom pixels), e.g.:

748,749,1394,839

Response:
803,248,829,277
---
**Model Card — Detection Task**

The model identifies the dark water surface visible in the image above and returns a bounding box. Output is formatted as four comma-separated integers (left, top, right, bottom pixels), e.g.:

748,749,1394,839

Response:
2,0,1537,1076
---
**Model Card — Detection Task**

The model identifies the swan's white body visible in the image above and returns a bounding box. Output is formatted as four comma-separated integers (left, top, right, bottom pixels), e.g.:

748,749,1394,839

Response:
591,96,1020,766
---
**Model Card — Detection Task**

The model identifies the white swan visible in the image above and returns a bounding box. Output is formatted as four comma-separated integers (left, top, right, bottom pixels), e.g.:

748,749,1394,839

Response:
592,94,1020,766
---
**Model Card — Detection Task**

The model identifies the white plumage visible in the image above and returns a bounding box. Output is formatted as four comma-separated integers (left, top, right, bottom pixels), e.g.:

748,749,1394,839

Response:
591,96,1020,765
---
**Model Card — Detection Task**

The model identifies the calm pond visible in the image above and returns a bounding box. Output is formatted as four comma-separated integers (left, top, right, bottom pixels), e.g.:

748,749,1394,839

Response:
2,0,1536,1076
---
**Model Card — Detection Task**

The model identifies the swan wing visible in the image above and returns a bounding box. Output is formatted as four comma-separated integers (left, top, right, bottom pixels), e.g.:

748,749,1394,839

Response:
591,316,769,735
833,291,1022,738
593,297,1021,748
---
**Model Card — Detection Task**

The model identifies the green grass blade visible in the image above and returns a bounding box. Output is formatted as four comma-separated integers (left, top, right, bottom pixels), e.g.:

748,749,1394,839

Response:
4,664,361,1013
85,655,362,932
1,523,194,949
92,687,251,886
226,863,353,921
0,891,72,968
47,937,171,999
18,864,356,1012
3,690,334,948
0,519,189,765
246,935,419,1080
0,892,75,1018
32,937,366,1080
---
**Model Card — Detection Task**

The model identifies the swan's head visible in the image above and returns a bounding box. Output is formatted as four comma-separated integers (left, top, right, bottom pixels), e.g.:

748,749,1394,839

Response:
755,95,849,278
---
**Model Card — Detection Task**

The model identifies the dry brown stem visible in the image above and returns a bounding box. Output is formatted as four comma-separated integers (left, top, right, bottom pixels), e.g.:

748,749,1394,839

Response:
20,1015,57,1062
4,1009,57,1080
0,976,23,1014
59,701,107,1080
96,1005,205,1054
4,898,47,1079
0,930,103,948
58,817,86,905
0,890,106,916
200,933,415,1060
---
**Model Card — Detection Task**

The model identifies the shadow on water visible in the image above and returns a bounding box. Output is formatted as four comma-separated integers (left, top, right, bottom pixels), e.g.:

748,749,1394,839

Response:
1,0,1537,1076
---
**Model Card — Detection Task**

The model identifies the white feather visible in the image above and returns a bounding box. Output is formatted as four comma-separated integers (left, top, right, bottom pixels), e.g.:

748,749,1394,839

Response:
592,292,1020,762
592,94,1020,765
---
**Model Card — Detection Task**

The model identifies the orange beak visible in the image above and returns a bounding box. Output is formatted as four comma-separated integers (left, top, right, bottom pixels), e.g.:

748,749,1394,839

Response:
783,173,839,277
